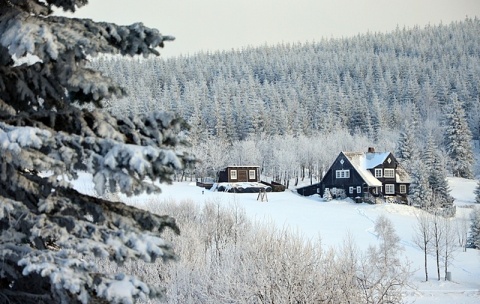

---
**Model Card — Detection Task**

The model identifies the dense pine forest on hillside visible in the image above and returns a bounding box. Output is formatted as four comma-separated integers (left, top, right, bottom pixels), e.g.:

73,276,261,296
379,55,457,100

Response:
91,18,480,183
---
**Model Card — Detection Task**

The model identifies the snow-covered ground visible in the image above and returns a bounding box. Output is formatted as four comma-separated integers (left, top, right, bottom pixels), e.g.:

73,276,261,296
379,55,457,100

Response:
74,174,480,303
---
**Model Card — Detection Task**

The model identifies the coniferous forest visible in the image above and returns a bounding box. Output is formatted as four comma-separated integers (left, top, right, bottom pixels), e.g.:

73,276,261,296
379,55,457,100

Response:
1,1,479,301
92,18,480,184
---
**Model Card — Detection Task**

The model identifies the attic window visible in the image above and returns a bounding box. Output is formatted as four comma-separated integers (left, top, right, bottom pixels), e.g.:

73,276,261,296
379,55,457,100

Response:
384,168,395,178
336,170,350,179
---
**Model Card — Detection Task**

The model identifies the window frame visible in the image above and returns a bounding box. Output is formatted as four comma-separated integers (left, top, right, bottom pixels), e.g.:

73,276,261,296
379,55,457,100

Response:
230,169,237,180
357,186,361,193
249,169,256,180
399,184,407,194
384,168,395,178
385,184,395,194
335,170,350,179
349,186,354,194
374,168,383,178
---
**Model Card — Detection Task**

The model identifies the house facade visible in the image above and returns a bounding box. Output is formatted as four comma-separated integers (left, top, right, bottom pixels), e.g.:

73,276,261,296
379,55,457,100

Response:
217,166,260,183
297,148,411,203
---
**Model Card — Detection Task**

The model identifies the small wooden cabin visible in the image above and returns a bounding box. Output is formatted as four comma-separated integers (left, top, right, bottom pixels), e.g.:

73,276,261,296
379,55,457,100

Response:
217,166,260,183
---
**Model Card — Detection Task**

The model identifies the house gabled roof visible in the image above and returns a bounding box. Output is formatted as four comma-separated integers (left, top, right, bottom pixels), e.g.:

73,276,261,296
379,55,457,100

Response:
342,152,383,187
342,151,411,186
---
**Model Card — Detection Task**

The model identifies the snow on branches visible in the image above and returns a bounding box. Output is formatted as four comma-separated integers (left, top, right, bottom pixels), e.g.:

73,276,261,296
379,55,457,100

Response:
0,1,189,303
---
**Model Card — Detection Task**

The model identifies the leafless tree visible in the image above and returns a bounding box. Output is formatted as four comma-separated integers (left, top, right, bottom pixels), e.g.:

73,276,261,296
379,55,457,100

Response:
441,215,458,280
455,212,470,252
356,215,412,303
413,210,433,281
431,210,445,280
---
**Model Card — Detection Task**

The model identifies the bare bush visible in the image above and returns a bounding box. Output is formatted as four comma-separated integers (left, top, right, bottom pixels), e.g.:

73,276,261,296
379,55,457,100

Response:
95,198,411,303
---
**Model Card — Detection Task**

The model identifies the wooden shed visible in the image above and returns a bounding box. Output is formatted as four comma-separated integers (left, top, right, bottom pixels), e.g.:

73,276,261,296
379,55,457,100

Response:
217,166,260,183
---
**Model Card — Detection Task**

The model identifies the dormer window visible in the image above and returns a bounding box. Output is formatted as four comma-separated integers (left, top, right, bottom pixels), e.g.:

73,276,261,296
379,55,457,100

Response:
384,168,395,178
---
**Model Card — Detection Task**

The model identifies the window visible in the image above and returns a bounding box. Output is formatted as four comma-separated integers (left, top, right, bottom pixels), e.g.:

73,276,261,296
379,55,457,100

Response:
335,170,350,179
349,186,354,194
374,169,382,178
357,186,361,193
230,169,237,179
399,184,407,194
385,184,395,194
384,168,395,178
249,170,256,180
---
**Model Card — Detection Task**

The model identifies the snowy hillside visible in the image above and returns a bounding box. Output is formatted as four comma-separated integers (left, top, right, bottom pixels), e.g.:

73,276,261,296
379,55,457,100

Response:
74,174,480,303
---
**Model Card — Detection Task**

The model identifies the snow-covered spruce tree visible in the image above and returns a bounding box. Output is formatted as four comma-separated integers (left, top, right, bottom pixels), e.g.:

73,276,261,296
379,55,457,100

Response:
443,93,474,179
322,188,333,201
396,121,417,172
468,206,480,249
474,180,480,204
0,1,192,303
409,161,433,209
424,134,454,209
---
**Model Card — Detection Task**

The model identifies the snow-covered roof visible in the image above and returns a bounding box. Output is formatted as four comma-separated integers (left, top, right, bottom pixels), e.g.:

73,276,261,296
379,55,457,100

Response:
342,151,411,186
364,152,390,168
343,152,383,187
224,165,260,168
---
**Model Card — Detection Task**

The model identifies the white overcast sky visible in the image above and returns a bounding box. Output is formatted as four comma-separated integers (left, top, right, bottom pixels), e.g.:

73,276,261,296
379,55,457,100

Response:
56,0,480,58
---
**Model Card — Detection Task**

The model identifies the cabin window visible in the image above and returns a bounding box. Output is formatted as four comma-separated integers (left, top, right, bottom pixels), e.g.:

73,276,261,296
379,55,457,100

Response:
249,170,256,180
374,169,382,178
230,170,237,179
335,170,350,179
384,168,395,178
357,186,361,193
385,184,395,194
400,184,407,194
349,186,354,194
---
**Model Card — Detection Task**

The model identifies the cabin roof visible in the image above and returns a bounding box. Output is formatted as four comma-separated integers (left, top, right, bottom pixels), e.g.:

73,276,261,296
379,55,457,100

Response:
223,165,260,168
343,152,383,187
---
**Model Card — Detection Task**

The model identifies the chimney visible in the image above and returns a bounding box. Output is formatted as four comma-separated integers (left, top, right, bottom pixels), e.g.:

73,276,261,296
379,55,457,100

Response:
368,147,375,153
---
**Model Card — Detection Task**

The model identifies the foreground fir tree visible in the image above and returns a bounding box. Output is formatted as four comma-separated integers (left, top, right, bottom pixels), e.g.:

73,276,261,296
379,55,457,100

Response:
0,1,192,303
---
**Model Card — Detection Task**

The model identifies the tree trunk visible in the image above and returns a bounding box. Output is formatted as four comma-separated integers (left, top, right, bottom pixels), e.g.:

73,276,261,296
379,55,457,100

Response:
436,247,441,280
424,246,429,281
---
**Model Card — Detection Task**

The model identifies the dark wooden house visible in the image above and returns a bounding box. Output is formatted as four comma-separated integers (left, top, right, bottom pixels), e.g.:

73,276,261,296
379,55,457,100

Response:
297,148,411,203
217,166,260,183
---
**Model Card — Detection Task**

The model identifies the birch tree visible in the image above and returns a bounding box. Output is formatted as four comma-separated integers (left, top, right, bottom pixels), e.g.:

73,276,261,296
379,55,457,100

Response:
413,211,433,281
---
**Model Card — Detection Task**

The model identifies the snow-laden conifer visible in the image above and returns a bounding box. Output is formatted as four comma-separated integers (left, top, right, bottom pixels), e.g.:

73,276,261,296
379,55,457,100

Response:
424,134,454,209
474,180,480,204
0,1,192,303
468,207,480,249
443,93,474,179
